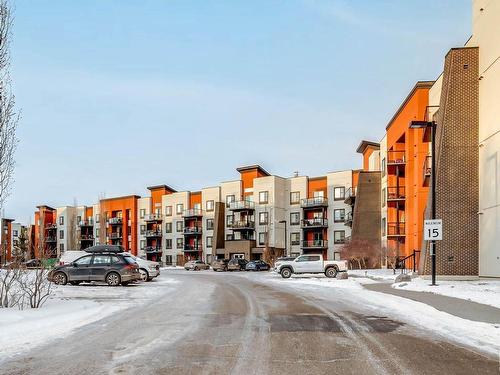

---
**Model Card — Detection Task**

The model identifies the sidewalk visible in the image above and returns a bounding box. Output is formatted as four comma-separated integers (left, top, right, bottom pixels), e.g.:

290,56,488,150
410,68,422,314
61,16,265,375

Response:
364,282,500,325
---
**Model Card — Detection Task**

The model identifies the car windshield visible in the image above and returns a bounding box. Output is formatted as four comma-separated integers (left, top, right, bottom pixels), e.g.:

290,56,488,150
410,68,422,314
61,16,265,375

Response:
123,256,136,265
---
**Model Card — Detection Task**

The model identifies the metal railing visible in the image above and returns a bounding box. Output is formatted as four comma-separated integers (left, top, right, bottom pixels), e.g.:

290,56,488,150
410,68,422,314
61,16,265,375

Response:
184,244,203,251
108,217,123,225
301,240,328,248
387,150,406,164
345,212,353,224
387,186,406,200
80,234,94,240
183,226,203,234
345,187,356,201
301,218,328,228
145,230,162,237
145,246,163,253
79,220,94,227
300,197,328,208
109,232,123,239
227,221,255,230
45,224,57,230
182,209,203,217
45,236,57,242
228,201,255,210
387,222,405,236
397,250,421,272
144,213,162,221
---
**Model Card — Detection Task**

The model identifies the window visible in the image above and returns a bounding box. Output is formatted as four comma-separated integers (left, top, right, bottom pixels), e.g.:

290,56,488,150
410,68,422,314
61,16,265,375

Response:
226,215,234,226
59,230,64,239
334,231,346,244
334,209,345,222
140,240,145,250
93,255,111,265
165,206,172,216
176,221,183,232
165,255,173,265
176,238,183,249
165,222,172,233
290,212,300,225
334,187,345,200
290,232,300,246
96,214,100,223
258,232,266,245
206,218,214,230
176,204,183,215
226,234,234,241
140,209,146,219
59,243,64,252
259,212,268,225
77,216,81,224
155,208,161,215
382,217,386,237
206,236,213,248
13,230,18,237
381,158,386,177
165,239,172,249
382,188,386,207
226,195,235,207
74,255,92,266
59,216,64,225
259,191,269,204
206,200,214,212
290,191,300,205
140,224,146,235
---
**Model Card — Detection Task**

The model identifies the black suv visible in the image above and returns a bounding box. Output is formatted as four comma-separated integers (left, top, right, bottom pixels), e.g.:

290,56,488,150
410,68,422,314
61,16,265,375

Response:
48,245,140,286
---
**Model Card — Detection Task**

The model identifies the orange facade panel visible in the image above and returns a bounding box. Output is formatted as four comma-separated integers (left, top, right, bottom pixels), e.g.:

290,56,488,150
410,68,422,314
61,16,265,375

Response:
189,191,202,209
307,177,327,198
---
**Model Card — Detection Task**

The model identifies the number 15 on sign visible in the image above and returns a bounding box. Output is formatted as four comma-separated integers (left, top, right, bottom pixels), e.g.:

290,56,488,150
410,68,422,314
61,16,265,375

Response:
424,219,442,241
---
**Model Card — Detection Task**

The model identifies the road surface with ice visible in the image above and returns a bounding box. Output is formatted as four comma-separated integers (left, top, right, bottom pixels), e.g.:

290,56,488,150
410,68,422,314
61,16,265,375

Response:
1,270,498,375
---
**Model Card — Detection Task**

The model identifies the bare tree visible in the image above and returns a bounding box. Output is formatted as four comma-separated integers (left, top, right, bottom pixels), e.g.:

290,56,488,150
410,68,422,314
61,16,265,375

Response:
0,261,24,308
0,1,18,211
340,239,381,270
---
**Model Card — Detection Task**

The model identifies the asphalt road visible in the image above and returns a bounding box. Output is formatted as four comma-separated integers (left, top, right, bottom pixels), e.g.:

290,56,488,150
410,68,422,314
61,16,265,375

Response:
2,271,498,375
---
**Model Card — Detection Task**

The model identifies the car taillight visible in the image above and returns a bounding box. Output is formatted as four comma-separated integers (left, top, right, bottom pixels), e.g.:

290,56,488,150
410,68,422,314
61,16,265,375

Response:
125,264,137,270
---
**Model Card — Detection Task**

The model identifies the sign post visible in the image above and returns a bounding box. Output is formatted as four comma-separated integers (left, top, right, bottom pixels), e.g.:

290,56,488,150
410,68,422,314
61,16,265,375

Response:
424,219,442,285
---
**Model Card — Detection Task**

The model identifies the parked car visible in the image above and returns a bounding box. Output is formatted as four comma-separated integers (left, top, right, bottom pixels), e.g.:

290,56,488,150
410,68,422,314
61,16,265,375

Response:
227,258,248,271
245,260,270,271
212,259,229,272
274,254,348,279
59,250,87,265
184,260,210,271
48,249,141,286
276,256,297,262
124,254,160,281
24,259,42,268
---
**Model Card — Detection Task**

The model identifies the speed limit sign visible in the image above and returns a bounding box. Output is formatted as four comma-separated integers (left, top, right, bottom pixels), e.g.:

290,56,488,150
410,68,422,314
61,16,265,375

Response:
424,219,442,240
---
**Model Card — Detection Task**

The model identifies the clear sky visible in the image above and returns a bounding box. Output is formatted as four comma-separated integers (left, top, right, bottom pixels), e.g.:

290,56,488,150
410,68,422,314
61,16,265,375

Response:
7,0,470,223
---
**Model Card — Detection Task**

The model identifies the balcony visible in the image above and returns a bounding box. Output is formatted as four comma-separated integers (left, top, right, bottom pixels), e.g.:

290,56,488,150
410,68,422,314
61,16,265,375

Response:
345,212,353,226
229,201,255,211
144,213,163,222
300,197,328,209
387,151,406,165
183,226,203,235
145,230,162,238
301,240,328,249
45,224,57,230
387,222,405,237
79,220,94,227
228,221,255,230
109,232,123,239
184,244,202,252
80,234,94,240
108,217,123,225
387,187,406,202
45,236,57,243
301,218,328,229
344,187,356,205
145,246,162,253
182,209,203,218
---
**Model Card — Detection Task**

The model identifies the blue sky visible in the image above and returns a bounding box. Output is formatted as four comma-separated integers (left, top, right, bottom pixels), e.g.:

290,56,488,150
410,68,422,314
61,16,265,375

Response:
7,0,470,223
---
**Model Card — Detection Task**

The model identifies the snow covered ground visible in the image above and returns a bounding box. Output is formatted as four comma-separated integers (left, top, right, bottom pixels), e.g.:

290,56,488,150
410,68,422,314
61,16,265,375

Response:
237,271,500,356
348,268,402,282
393,278,500,309
0,275,178,362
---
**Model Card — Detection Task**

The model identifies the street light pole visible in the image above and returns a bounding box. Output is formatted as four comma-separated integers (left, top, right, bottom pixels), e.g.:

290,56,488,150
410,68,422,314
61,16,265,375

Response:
430,121,437,286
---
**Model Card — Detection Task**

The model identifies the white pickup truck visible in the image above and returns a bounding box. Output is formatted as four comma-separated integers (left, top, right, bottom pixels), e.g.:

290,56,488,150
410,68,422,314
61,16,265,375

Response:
274,254,348,279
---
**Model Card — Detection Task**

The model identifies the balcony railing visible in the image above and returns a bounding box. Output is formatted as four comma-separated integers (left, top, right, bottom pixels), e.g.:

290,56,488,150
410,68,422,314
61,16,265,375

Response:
301,218,328,228
108,217,123,225
144,213,163,222
80,234,94,240
228,220,255,230
184,244,203,252
387,151,406,165
300,197,328,208
229,201,255,211
79,220,94,227
387,186,406,201
145,246,162,253
145,230,162,238
301,240,328,249
182,209,203,218
345,212,353,226
45,224,57,230
109,232,123,239
45,236,57,243
184,226,203,235
344,187,356,205
387,222,405,236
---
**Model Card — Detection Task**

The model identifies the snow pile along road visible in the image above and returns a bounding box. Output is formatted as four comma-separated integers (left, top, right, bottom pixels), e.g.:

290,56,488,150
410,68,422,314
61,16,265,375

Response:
0,275,178,362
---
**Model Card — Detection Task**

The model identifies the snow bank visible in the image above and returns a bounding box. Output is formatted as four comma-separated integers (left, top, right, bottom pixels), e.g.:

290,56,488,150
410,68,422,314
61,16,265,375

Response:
348,268,410,282
0,275,178,362
393,278,500,309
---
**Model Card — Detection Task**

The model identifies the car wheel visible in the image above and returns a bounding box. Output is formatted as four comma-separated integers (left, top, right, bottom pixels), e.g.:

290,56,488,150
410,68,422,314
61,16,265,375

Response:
194,266,199,271
139,268,149,282
325,267,338,278
106,272,121,286
53,272,68,285
281,268,292,279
